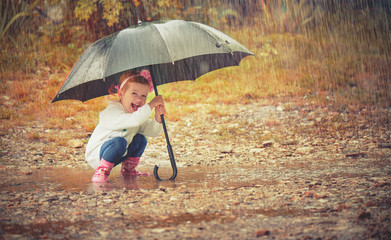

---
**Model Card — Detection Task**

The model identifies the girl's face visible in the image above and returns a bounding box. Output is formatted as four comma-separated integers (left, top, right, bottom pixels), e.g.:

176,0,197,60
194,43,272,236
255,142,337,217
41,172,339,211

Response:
119,82,149,113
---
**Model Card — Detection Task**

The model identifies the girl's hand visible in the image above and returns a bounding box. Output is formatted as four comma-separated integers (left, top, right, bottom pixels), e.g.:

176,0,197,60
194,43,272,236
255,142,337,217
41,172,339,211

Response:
148,95,164,110
155,105,166,123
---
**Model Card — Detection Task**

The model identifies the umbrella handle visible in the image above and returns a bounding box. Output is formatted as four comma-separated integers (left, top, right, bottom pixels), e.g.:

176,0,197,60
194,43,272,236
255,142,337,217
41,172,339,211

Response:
149,69,177,181
153,114,178,181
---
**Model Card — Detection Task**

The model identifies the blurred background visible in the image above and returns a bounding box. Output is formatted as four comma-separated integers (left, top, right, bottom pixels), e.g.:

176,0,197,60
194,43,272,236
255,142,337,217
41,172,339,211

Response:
1,0,390,141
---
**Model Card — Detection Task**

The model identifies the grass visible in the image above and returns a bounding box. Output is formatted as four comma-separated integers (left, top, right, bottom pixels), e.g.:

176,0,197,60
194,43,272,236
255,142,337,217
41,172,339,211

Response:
1,6,390,146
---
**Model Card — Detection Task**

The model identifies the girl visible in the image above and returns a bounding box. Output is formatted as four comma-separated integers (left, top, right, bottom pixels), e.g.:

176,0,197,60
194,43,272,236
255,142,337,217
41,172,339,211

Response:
85,69,166,182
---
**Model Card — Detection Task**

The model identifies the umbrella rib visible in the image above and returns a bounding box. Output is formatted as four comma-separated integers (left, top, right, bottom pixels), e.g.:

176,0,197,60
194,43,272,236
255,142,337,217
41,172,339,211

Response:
187,22,233,54
182,58,197,80
101,32,120,78
150,23,174,63
229,52,241,66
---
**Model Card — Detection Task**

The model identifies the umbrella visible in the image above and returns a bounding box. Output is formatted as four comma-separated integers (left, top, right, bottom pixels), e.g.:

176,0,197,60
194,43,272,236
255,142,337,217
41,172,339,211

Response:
53,19,254,180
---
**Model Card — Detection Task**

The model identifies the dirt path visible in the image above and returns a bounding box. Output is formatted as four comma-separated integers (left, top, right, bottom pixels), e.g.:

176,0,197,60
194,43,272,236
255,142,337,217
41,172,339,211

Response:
1,99,391,239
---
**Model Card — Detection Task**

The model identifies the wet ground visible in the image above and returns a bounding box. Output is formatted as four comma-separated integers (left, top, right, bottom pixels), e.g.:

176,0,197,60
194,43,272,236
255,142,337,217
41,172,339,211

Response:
1,157,391,239
1,101,391,239
1,165,270,193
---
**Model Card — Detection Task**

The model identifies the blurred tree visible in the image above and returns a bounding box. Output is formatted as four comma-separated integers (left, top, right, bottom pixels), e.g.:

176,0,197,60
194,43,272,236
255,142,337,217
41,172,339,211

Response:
225,0,261,18
73,0,184,40
70,0,268,39
74,0,124,39
0,0,39,43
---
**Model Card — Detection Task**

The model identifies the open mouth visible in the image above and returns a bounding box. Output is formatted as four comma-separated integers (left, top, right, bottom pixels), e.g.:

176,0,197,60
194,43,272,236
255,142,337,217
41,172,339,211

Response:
131,103,140,112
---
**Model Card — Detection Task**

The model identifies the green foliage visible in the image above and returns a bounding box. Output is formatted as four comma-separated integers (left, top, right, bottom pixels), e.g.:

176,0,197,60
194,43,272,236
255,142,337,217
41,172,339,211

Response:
74,0,124,27
74,0,184,27
72,0,245,32
74,0,96,22
101,0,124,26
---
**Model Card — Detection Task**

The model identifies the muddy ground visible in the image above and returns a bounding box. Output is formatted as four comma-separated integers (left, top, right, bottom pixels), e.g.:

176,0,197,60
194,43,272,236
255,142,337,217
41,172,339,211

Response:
1,99,391,239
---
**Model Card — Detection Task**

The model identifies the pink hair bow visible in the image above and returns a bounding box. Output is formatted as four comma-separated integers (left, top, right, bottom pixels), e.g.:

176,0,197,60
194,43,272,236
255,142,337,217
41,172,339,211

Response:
140,69,154,92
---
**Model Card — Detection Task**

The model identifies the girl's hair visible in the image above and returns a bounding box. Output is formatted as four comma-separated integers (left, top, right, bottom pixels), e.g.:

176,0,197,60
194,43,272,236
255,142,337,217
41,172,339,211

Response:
118,70,149,91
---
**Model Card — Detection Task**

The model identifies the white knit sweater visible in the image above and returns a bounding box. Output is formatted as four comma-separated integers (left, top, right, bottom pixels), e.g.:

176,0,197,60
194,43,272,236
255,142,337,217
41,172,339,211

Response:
85,101,162,169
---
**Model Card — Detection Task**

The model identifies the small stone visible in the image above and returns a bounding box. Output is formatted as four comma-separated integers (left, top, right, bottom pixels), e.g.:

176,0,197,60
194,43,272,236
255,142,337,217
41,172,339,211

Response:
304,191,315,197
358,211,371,219
151,228,166,233
345,152,366,158
69,195,79,201
20,168,33,175
98,231,109,238
256,230,270,237
250,148,264,154
295,147,314,155
228,123,239,129
87,200,96,207
187,208,198,214
105,212,115,217
68,139,84,148
262,141,273,148
314,193,328,199
378,143,391,148
281,140,297,145
221,148,233,153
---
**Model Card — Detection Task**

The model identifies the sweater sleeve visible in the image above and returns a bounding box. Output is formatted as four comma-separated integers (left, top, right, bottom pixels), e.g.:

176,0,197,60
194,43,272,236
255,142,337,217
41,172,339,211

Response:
99,102,152,130
138,118,163,137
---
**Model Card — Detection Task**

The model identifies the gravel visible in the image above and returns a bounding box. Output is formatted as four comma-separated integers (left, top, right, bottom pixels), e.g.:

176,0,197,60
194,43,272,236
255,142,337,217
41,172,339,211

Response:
1,100,391,239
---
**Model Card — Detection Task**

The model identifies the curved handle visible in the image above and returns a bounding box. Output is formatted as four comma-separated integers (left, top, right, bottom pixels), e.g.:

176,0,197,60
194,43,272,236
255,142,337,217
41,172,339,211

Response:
153,137,178,181
150,72,178,181
153,114,178,181
153,163,177,181
153,165,163,181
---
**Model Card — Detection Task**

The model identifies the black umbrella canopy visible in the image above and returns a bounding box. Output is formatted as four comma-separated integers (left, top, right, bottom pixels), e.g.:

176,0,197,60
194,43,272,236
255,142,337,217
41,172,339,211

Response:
53,20,254,102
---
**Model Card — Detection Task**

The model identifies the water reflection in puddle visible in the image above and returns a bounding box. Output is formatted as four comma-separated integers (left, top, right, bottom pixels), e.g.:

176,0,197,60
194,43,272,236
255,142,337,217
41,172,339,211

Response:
0,165,275,193
0,166,304,236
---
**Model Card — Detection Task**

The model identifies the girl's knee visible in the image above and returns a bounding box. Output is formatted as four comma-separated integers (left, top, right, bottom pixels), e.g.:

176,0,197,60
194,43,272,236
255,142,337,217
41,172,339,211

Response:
112,137,128,151
100,137,128,162
134,134,147,146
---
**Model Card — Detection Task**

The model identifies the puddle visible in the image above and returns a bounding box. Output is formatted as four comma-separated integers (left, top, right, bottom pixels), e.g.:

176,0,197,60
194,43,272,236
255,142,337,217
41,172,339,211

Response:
0,165,308,237
0,165,277,193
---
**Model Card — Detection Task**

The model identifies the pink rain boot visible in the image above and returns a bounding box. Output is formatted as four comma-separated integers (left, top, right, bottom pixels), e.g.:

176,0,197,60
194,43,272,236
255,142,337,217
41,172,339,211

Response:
121,157,150,176
91,159,114,182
